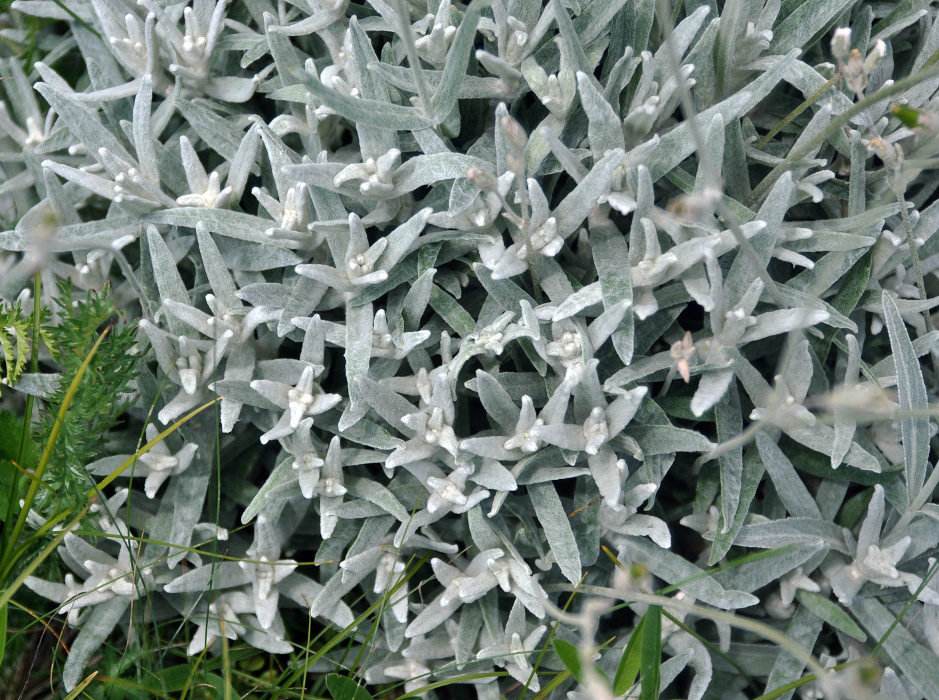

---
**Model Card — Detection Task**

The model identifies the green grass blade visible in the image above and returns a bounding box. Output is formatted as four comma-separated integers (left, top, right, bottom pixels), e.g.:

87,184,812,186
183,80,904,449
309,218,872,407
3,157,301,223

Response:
278,553,430,690
0,601,6,668
0,395,223,610
612,615,644,695
530,671,571,700
639,606,661,700
179,647,211,700
63,670,98,699
221,629,233,700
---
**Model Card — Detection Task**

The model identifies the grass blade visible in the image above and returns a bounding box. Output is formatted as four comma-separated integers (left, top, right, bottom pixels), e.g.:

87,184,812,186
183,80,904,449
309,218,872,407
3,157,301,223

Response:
612,615,644,695
639,605,661,700
63,671,98,699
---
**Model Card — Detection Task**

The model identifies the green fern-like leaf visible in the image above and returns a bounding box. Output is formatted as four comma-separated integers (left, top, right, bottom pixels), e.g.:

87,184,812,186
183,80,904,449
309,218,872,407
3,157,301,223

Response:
0,303,29,395
30,280,139,518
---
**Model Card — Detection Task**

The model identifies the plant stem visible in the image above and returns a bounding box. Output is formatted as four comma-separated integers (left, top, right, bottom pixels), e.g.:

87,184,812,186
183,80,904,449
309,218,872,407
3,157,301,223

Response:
756,71,842,150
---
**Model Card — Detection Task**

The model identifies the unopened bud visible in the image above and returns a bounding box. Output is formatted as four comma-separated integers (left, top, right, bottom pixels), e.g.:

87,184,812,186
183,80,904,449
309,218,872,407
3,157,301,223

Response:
466,168,498,191
868,137,903,171
831,27,851,60
864,40,887,75
505,153,524,177
500,114,528,153
843,48,867,93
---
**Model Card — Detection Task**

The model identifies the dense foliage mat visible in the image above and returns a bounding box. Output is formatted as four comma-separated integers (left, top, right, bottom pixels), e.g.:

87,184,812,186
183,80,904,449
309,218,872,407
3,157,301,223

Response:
4,0,939,698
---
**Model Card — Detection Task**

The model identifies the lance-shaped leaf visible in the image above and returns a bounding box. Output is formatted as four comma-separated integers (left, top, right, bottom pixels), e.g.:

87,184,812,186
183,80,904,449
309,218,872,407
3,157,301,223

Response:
431,0,486,122
529,482,581,585
883,291,930,502
296,68,432,130
553,149,624,237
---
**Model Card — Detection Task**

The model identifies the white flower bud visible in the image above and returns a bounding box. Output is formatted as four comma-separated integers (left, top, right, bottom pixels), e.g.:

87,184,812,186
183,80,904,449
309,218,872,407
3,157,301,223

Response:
843,48,867,93
864,39,887,75
831,28,851,60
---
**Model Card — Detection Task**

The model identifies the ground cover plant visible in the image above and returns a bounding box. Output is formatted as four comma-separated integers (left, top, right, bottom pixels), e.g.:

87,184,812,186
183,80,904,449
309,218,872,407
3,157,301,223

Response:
4,0,939,697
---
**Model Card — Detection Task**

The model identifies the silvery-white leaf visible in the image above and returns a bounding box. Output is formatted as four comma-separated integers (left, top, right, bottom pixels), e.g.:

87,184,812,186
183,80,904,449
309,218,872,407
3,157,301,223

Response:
883,291,930,502
623,425,715,454
763,606,824,700
216,239,302,272
714,542,825,594
553,149,624,238
196,222,240,310
471,460,517,492
795,590,866,642
770,0,858,54
242,459,299,524
62,598,128,691
691,367,734,418
551,282,603,321
646,51,797,182
12,372,60,398
342,301,373,430
147,226,190,336
577,71,625,154
175,99,251,163
358,377,418,434
297,69,432,130
35,83,133,162
429,286,477,337
146,208,294,247
739,308,830,343
132,74,158,184
591,214,634,363
714,382,744,533
431,0,486,122
755,432,822,519
164,563,248,593
785,424,882,473
346,477,410,522
618,536,758,610
529,482,581,585
831,334,860,469
853,597,939,699
733,518,849,554
474,263,538,310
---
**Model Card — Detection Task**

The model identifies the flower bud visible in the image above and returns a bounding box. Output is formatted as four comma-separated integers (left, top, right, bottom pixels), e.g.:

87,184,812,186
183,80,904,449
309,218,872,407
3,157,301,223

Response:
868,137,903,171
466,167,498,191
843,48,867,93
864,39,887,76
500,114,528,153
831,27,851,60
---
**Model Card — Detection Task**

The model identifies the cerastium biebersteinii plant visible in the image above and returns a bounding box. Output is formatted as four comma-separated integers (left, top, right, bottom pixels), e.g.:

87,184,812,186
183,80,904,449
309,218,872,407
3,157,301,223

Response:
6,0,939,698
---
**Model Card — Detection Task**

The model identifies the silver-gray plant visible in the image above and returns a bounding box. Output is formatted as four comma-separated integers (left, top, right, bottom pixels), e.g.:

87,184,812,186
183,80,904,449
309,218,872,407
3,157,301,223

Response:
4,0,939,698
